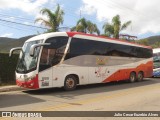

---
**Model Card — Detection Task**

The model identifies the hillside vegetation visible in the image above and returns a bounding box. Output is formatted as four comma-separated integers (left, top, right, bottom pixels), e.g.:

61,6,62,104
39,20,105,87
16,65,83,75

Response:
137,35,160,48
0,35,34,53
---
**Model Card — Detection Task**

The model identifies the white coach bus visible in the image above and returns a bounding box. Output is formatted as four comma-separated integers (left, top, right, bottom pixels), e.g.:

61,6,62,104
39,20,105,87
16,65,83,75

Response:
10,32,153,90
153,48,160,77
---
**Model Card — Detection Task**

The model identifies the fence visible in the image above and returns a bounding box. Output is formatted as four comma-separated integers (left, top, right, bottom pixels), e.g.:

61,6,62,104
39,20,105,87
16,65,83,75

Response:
0,53,19,85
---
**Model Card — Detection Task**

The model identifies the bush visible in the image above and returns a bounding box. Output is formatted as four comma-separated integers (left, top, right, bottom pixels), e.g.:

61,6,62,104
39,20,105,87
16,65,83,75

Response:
0,53,19,85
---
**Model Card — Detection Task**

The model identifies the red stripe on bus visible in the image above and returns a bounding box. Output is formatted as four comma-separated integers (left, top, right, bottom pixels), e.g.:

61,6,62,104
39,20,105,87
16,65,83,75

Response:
66,32,152,49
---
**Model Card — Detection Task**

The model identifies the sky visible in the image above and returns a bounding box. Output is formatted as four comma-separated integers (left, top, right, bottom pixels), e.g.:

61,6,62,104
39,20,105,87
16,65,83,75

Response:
0,0,160,39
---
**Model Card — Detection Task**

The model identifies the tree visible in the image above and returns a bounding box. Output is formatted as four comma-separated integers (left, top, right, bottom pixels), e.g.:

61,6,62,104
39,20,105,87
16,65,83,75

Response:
151,42,160,48
71,17,100,35
87,21,100,35
136,39,149,46
102,23,114,37
103,15,131,39
35,4,64,32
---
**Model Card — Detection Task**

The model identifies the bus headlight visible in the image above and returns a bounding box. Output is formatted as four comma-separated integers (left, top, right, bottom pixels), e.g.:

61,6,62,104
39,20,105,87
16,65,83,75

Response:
29,82,34,87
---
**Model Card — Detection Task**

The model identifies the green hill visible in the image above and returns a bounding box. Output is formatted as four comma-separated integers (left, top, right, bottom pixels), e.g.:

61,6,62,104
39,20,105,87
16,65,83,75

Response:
0,37,16,45
0,35,34,53
138,35,160,48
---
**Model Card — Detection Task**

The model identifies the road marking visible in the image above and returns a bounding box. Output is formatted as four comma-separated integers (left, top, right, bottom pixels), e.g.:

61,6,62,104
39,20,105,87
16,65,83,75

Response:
35,84,160,111
0,90,23,95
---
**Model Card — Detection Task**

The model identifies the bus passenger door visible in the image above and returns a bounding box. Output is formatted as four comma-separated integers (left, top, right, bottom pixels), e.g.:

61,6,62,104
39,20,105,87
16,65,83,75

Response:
38,48,54,88
39,68,53,88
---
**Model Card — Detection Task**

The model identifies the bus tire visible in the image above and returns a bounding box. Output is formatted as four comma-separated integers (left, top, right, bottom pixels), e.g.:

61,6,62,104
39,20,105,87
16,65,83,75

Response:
129,72,136,83
137,71,144,82
64,75,77,91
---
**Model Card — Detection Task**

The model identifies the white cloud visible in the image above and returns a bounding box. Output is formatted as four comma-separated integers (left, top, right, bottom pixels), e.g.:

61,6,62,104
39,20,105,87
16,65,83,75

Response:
80,4,96,15
5,17,15,21
23,21,30,25
0,0,50,15
0,33,13,37
80,0,160,36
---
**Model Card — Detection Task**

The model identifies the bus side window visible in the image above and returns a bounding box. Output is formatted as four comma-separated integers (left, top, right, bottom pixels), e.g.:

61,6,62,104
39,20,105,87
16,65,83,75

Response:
39,37,68,72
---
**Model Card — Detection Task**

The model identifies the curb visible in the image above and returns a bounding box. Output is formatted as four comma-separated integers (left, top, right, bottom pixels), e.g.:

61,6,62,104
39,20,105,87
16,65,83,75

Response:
0,85,25,92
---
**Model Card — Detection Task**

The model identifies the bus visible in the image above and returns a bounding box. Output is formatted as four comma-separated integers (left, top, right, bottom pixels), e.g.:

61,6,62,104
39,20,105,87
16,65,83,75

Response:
9,32,153,90
153,48,160,77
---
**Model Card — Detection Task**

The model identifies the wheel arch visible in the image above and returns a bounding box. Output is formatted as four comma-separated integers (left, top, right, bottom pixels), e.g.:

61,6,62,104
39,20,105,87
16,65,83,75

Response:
130,71,136,75
64,72,80,84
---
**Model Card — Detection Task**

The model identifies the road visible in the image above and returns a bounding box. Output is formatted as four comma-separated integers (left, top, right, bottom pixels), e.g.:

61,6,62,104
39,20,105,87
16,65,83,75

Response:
0,78,160,119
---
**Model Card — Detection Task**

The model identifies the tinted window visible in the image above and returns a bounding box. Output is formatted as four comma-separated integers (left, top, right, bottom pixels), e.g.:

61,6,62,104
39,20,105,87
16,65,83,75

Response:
136,47,152,58
65,38,152,60
66,38,110,57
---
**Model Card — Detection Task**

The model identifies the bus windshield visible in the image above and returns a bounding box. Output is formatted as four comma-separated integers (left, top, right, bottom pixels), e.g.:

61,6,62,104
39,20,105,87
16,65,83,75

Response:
153,53,160,69
16,40,42,73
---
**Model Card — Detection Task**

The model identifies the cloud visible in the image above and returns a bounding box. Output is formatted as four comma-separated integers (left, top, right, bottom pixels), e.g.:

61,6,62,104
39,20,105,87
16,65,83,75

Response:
80,0,160,36
0,33,13,37
23,21,30,25
80,4,96,15
0,0,50,15
5,17,15,21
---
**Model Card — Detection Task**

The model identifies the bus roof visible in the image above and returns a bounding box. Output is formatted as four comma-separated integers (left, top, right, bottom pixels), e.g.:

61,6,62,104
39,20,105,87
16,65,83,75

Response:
26,32,68,42
67,32,152,49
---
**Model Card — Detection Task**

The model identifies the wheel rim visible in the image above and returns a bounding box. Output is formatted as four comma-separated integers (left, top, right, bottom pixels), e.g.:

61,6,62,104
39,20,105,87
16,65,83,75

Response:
130,74,135,82
66,78,75,88
138,73,143,81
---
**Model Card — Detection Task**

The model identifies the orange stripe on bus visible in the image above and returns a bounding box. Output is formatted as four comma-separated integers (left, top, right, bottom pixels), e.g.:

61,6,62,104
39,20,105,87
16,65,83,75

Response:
102,61,153,83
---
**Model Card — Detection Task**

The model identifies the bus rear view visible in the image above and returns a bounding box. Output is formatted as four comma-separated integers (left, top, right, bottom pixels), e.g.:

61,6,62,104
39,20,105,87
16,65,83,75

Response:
153,48,160,77
10,32,153,91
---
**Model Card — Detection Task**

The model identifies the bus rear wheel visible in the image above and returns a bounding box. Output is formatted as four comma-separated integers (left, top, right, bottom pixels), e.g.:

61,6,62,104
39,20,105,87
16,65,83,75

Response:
137,71,144,82
129,72,136,83
64,75,77,91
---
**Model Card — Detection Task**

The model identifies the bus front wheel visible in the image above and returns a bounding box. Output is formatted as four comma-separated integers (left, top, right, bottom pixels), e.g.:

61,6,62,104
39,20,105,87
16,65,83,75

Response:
64,75,77,91
129,72,136,83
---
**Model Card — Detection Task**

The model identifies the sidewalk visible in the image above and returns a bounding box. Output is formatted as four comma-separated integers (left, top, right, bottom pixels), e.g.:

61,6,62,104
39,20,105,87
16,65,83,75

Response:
0,85,25,92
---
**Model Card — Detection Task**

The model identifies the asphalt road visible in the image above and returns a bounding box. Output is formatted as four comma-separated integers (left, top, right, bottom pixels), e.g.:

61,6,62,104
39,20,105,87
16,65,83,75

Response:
0,78,160,119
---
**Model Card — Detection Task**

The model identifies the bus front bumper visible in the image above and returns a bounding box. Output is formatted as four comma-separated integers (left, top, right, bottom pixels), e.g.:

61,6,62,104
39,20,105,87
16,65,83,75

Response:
16,75,39,89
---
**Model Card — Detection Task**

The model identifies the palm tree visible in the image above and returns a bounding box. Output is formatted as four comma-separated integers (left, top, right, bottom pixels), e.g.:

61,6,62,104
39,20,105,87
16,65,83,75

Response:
77,18,88,33
102,23,114,37
87,21,100,35
35,4,64,32
103,15,131,39
71,17,100,35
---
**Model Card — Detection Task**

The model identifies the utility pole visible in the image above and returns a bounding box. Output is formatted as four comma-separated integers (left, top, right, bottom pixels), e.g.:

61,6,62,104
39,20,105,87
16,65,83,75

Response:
80,10,81,19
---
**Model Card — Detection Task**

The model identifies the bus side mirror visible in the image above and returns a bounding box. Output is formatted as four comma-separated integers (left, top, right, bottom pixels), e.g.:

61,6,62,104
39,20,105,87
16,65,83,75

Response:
30,43,51,57
9,47,22,57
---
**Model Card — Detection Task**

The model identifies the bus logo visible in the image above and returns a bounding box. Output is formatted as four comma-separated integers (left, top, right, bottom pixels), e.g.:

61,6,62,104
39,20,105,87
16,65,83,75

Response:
96,58,108,65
